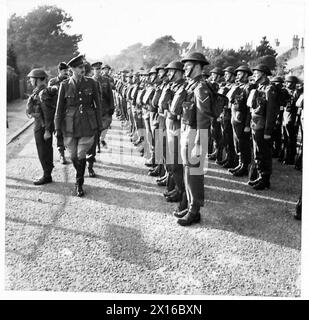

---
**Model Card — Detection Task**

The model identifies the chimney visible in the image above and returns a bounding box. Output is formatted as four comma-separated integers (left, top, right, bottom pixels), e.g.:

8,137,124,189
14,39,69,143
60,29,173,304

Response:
275,38,280,47
196,35,203,52
292,35,300,49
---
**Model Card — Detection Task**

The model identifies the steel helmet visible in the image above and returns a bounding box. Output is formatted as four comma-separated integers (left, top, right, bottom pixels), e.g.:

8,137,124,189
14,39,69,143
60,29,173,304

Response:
102,64,111,69
285,75,299,83
270,76,284,83
223,66,235,74
156,63,168,71
181,52,209,66
252,64,272,76
234,65,253,76
27,68,48,78
210,67,224,76
165,60,184,71
149,66,158,74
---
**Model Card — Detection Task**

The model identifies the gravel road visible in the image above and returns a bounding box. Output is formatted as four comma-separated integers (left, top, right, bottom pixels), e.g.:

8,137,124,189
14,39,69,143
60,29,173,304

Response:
5,118,302,296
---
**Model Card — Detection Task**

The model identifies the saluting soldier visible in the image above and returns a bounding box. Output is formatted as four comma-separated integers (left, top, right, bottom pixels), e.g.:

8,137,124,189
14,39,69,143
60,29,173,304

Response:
48,62,69,164
228,65,254,176
176,52,213,226
246,64,279,190
54,54,103,197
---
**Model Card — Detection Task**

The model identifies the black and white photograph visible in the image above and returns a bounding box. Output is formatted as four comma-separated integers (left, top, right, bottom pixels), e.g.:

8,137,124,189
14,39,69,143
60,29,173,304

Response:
2,0,308,300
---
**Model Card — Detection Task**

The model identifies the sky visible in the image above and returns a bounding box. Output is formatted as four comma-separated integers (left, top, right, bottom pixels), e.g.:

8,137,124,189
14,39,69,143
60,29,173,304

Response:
5,0,306,59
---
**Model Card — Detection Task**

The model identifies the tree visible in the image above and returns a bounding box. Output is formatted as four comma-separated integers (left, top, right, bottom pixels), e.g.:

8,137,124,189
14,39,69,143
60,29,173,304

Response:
7,44,19,74
7,5,82,73
146,35,180,67
256,36,277,58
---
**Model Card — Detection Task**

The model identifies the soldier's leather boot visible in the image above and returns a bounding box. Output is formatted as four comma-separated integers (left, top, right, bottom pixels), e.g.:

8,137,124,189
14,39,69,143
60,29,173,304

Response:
166,192,182,202
228,163,242,173
177,208,201,226
216,157,228,166
164,188,177,197
157,178,167,187
88,162,96,178
174,208,189,218
253,175,270,190
223,158,238,169
232,163,248,177
207,151,217,161
148,164,163,177
247,177,262,186
75,159,86,197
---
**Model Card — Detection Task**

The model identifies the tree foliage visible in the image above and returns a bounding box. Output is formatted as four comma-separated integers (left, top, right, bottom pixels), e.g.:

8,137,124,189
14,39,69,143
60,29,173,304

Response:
7,5,82,74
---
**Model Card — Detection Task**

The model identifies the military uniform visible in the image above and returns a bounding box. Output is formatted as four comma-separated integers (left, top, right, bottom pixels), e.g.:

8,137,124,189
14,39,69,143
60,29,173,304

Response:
247,65,278,189
294,89,304,170
282,76,300,165
177,52,213,226
26,69,55,185
48,66,69,163
217,66,237,168
160,61,187,204
55,55,103,196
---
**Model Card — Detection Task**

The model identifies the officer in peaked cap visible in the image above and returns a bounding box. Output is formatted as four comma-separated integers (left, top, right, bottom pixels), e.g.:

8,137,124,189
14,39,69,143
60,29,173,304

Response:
67,54,86,68
26,68,55,185
55,54,103,197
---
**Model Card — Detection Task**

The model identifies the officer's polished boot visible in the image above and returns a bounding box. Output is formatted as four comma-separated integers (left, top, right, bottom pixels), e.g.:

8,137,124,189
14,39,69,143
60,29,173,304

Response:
253,175,270,190
232,163,248,177
174,208,189,218
88,162,96,178
177,207,201,226
75,159,86,197
33,174,52,185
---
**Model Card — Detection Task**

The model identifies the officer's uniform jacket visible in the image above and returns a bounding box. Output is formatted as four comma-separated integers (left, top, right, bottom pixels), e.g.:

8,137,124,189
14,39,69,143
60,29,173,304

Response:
93,75,114,116
246,78,278,135
27,84,56,133
55,76,103,138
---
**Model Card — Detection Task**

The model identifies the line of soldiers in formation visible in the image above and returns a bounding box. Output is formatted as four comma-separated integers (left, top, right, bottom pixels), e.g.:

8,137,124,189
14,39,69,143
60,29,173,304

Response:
112,52,304,223
24,52,303,226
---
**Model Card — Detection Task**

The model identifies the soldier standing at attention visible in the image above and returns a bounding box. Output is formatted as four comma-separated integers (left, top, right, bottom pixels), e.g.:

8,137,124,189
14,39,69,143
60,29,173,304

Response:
48,62,70,164
228,65,253,176
176,52,213,226
92,62,115,149
207,67,224,162
217,66,237,168
246,64,278,190
281,75,300,165
54,55,103,197
26,69,55,185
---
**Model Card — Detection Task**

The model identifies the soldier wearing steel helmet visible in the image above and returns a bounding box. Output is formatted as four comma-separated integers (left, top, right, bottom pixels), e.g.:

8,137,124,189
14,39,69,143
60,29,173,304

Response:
142,66,158,167
54,54,103,197
246,64,279,190
207,66,224,163
48,62,70,165
102,64,115,90
26,68,55,185
227,65,254,176
281,75,301,165
216,66,237,168
148,63,169,179
175,52,213,226
269,76,290,159
159,60,187,206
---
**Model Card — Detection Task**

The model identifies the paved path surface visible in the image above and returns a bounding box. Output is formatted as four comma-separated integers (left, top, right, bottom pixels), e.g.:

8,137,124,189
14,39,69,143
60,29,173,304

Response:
5,117,302,296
